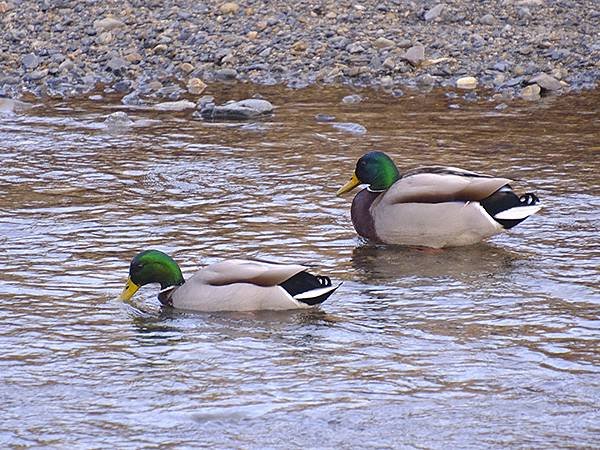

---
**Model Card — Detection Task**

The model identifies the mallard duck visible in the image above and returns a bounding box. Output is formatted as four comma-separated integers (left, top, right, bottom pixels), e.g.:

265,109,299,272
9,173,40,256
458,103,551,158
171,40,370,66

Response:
336,151,542,248
119,250,340,311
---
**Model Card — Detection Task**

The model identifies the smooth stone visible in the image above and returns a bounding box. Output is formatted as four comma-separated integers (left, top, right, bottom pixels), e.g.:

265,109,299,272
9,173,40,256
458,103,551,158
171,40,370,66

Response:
180,63,194,74
331,122,367,134
315,113,336,122
27,70,48,81
373,37,395,49
520,84,541,101
94,17,125,31
480,14,495,25
456,76,478,89
342,94,363,104
153,100,196,111
201,98,274,120
528,73,562,91
424,4,444,21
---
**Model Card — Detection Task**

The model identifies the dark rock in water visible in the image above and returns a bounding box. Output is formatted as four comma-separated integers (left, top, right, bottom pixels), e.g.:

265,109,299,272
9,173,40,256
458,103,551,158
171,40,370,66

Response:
528,73,562,91
331,122,367,134
201,98,274,120
315,113,336,122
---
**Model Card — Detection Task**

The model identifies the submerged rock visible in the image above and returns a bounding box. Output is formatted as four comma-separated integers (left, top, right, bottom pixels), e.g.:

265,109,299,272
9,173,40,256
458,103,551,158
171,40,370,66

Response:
104,111,133,128
332,122,367,134
0,98,32,114
200,99,274,120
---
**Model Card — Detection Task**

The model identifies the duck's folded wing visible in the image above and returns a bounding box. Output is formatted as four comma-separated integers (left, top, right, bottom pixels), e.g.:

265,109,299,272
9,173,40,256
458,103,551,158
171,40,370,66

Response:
197,259,306,287
382,170,512,205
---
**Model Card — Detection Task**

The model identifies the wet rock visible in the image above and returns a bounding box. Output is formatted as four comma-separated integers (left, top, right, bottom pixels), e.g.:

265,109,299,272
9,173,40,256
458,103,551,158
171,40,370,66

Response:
196,95,215,110
424,4,444,22
520,84,541,101
332,122,367,134
104,111,133,128
22,53,40,70
342,94,363,104
456,76,478,89
315,113,336,122
201,98,274,120
528,73,562,91
153,100,196,111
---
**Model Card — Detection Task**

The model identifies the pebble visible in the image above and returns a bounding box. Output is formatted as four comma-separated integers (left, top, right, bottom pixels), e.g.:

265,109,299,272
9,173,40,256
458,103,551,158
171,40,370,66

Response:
342,94,363,104
104,111,133,129
373,37,395,49
403,44,425,66
520,84,541,101
424,4,444,21
220,2,239,14
187,78,207,95
315,113,336,122
94,17,125,31
456,76,478,89
214,68,238,80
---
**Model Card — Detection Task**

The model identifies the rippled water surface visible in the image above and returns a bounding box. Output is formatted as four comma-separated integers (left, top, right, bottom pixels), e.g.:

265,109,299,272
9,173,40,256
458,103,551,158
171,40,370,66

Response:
1,86,598,448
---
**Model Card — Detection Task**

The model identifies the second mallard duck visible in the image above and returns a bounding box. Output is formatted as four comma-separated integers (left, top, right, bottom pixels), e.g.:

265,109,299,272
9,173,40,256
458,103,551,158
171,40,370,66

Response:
337,151,541,248
119,250,340,311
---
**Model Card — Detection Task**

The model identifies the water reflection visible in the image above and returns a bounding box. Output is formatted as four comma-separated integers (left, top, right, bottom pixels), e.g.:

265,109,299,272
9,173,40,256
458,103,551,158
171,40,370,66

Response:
351,243,520,283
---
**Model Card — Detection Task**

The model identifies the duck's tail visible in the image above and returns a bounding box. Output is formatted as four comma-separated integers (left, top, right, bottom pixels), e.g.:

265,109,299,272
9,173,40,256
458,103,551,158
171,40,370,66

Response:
481,187,542,229
280,271,341,306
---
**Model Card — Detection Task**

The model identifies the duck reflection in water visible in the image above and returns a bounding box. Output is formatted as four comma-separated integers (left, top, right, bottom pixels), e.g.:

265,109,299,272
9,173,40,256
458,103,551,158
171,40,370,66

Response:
351,242,521,284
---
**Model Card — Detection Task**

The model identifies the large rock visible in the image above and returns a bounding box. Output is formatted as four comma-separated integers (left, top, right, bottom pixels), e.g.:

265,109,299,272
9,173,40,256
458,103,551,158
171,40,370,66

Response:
153,100,196,111
528,73,562,91
200,99,274,120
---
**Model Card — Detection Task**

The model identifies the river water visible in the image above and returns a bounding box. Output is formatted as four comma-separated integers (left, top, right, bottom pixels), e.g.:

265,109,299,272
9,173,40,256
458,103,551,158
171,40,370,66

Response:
1,86,598,448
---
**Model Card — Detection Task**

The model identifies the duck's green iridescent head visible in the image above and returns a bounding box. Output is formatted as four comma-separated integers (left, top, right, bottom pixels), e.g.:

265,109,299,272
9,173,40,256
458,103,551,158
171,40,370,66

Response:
337,151,400,195
119,250,184,301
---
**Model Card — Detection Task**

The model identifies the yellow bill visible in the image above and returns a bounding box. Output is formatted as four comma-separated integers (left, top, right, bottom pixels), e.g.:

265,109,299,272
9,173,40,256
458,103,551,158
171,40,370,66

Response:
119,277,140,301
336,172,361,196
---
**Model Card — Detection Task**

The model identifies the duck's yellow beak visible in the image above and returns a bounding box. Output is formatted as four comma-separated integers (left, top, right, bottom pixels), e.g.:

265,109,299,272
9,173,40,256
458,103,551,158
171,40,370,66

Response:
336,172,360,196
119,277,140,301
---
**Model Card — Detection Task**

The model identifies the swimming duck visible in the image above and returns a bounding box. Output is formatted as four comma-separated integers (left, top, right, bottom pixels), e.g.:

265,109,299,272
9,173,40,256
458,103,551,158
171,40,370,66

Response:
119,250,340,311
336,151,541,248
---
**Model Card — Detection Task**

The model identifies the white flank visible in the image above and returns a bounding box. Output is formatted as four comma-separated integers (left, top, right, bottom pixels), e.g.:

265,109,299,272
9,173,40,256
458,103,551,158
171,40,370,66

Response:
494,205,542,220
294,284,339,300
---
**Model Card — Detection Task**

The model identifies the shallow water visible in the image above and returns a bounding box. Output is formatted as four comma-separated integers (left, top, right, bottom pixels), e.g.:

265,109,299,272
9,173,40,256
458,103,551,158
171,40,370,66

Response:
1,85,598,448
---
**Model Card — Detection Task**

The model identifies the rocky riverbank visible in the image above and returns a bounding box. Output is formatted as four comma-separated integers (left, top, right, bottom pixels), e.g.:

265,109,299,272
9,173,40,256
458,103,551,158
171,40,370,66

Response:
0,0,598,102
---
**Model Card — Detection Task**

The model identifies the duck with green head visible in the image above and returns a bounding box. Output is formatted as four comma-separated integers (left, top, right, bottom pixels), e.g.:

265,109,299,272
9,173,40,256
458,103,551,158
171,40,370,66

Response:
337,151,541,248
120,250,340,311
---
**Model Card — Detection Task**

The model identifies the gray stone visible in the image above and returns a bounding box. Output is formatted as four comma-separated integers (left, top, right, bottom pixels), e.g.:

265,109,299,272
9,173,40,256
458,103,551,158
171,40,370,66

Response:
520,84,541,100
106,57,128,72
104,111,133,128
201,98,274,120
94,17,125,31
480,14,495,25
342,94,363,104
373,37,395,49
424,4,444,21
403,44,425,66
22,53,40,70
214,68,238,80
153,100,196,111
528,73,562,91
315,113,336,122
